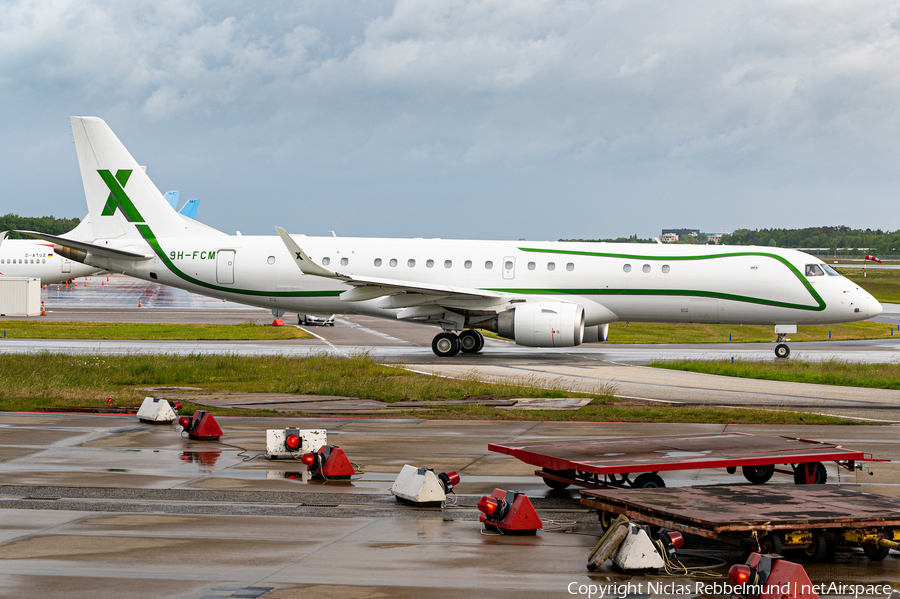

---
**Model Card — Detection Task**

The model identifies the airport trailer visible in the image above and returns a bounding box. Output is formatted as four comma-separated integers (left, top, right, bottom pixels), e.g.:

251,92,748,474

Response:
488,432,884,490
579,485,900,561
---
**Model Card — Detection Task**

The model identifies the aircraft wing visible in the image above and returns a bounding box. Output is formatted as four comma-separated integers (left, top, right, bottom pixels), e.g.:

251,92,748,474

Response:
17,231,153,260
275,227,510,310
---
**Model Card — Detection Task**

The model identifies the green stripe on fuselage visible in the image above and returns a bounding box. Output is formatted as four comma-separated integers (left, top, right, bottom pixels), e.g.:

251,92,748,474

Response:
135,225,342,298
501,247,826,311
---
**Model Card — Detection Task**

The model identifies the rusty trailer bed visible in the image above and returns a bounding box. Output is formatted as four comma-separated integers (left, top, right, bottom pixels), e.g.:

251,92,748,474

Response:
488,432,880,488
579,485,900,538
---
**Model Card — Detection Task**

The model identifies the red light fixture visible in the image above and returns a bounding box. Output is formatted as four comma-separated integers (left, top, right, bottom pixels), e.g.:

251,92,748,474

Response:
285,433,301,451
728,563,752,584
178,415,192,429
170,400,183,412
477,495,509,520
301,452,316,467
437,470,460,493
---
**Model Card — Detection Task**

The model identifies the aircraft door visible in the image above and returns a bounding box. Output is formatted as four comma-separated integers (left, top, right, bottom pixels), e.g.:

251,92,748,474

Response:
503,256,515,280
689,298,719,323
216,250,235,284
62,260,71,273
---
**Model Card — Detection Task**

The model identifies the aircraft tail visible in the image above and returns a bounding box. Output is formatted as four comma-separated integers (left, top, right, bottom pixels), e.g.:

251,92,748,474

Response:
71,117,188,240
179,198,200,219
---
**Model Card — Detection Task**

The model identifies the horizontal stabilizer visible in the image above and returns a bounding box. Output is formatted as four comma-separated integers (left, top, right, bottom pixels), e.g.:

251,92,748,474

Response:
17,231,153,260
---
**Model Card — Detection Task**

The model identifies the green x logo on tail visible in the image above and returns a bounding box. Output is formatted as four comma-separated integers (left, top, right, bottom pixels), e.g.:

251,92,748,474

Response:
99,169,144,223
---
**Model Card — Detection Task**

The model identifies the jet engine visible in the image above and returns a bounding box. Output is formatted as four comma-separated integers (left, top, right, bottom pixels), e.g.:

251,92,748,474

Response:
482,302,585,347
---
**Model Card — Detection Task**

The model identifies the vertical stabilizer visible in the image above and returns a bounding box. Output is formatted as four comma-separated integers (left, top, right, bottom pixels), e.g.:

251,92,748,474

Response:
71,117,186,240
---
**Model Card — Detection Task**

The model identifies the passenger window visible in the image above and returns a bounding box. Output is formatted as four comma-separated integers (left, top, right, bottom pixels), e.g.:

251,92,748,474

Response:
805,264,824,277
340,257,349,266
426,259,434,268
322,257,331,266
662,265,670,274
566,263,574,271
374,258,382,267
528,262,535,270
642,264,650,273
505,260,513,270
444,260,452,268
623,264,631,272
42,259,46,264
464,260,472,269
267,256,275,265
408,259,416,267
547,262,556,271
390,258,398,267
485,260,493,269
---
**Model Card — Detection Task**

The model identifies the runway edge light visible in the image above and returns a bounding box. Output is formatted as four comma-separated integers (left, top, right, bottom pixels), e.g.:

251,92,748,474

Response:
178,410,223,441
266,428,327,459
300,445,355,479
730,553,819,599
390,465,460,505
136,397,179,424
477,488,542,535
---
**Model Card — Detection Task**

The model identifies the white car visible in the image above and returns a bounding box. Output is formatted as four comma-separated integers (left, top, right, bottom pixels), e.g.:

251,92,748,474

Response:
299,314,335,326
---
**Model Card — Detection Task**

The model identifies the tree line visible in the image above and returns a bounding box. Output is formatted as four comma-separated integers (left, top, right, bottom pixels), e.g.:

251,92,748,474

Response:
0,214,82,239
721,226,900,256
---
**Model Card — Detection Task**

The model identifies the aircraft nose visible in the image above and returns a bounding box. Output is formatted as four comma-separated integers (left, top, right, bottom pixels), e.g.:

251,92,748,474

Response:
866,295,883,318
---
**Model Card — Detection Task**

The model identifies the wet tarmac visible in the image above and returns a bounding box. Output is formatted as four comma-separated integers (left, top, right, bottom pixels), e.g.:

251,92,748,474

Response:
0,413,898,598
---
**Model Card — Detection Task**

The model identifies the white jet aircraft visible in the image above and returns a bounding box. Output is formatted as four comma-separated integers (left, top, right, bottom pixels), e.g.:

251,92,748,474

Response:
23,117,883,358
1,218,100,284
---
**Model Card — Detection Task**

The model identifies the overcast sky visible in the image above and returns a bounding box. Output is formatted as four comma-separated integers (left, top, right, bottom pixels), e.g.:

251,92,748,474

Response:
2,0,900,240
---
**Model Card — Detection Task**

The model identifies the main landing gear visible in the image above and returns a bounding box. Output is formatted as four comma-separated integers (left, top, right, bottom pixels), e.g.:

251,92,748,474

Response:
431,330,484,357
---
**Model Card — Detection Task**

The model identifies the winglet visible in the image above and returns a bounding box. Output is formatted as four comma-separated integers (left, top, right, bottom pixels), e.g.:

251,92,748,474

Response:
275,227,342,278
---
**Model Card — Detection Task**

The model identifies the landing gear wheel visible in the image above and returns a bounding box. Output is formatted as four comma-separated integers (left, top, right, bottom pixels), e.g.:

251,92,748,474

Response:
793,462,827,485
759,533,783,555
431,333,460,357
775,343,790,358
541,467,572,490
631,473,665,489
801,532,828,563
742,465,775,484
863,543,891,561
458,330,484,353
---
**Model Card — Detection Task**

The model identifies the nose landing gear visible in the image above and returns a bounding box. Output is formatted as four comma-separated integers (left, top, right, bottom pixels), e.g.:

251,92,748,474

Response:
775,333,790,359
431,330,484,357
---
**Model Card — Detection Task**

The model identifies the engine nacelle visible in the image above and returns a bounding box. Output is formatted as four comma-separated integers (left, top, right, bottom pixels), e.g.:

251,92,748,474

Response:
583,323,609,343
486,302,585,347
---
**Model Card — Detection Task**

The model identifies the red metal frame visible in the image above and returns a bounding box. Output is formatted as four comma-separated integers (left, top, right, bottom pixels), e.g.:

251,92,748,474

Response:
488,432,883,488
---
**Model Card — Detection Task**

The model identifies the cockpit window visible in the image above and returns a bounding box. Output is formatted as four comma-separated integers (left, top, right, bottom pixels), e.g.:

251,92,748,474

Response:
822,264,841,276
805,264,824,277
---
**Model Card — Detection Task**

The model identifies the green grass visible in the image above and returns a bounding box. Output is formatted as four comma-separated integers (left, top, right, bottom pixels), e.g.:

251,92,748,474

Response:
842,268,900,304
0,353,858,424
651,358,900,390
0,321,311,340
604,320,895,344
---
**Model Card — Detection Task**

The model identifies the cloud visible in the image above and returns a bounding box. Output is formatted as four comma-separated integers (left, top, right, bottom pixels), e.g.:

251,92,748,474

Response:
3,0,900,238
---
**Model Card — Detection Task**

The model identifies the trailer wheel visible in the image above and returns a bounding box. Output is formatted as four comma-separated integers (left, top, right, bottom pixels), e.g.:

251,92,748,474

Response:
541,468,572,490
597,510,615,532
793,462,827,485
631,473,665,489
863,543,891,561
758,533,782,555
742,465,775,484
726,466,736,474
801,532,828,563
